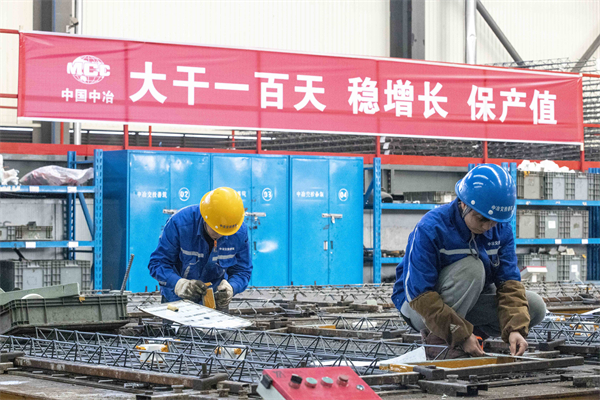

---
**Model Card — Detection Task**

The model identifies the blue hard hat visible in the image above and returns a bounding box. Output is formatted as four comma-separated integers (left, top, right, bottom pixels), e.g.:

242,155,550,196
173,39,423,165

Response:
455,164,516,223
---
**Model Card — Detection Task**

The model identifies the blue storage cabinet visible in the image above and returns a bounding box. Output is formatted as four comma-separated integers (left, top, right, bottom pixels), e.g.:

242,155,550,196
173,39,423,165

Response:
212,155,289,286
103,150,210,292
290,156,363,285
104,151,362,291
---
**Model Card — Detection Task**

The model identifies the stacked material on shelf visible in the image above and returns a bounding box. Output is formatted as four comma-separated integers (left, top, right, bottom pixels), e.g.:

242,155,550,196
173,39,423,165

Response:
0,155,19,186
518,159,573,173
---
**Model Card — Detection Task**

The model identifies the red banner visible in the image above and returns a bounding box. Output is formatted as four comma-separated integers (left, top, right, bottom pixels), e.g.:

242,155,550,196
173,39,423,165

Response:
19,32,583,144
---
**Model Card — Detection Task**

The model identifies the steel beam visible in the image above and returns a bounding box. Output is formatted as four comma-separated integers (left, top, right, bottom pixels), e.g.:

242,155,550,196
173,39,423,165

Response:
476,1,524,66
287,326,381,340
572,33,600,73
465,0,477,64
433,356,584,379
418,378,487,396
361,372,420,386
14,357,227,390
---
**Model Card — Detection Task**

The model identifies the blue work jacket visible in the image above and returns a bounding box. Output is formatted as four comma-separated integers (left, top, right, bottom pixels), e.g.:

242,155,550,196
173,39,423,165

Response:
148,205,252,302
391,199,519,311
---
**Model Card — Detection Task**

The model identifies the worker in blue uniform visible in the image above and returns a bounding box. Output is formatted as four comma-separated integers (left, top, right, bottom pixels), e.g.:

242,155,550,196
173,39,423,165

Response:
392,164,546,359
148,187,252,309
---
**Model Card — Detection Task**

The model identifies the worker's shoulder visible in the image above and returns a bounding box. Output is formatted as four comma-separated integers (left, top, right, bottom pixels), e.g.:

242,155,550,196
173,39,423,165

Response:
416,202,453,228
494,221,514,239
234,222,249,237
169,205,200,225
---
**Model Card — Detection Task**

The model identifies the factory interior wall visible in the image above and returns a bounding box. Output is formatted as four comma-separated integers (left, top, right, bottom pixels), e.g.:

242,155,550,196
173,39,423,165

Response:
426,0,600,64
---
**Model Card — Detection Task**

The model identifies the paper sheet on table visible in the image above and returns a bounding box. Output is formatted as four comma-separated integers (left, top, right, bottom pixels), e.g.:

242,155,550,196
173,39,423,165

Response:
311,347,426,368
379,347,426,365
314,359,376,367
139,300,252,329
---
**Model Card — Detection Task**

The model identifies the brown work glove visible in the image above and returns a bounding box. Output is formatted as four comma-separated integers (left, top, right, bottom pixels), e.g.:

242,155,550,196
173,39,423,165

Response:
496,280,530,343
410,291,473,347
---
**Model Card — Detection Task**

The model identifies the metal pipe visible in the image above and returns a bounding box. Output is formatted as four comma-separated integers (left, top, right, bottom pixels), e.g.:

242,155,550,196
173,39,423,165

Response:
571,33,600,73
476,1,524,66
73,124,81,145
72,0,83,144
123,124,129,149
373,158,382,284
465,0,477,64
483,141,488,163
77,192,94,237
74,0,82,35
121,254,134,294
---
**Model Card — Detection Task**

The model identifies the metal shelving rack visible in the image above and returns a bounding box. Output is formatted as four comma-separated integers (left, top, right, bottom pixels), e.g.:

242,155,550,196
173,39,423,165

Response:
470,162,600,279
0,150,103,289
365,158,440,283
365,160,600,283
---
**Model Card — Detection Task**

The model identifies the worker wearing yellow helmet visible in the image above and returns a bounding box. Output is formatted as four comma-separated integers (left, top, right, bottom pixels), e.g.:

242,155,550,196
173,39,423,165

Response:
148,187,251,309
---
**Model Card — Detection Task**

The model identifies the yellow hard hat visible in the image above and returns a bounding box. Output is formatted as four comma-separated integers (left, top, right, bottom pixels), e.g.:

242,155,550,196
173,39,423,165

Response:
200,187,245,236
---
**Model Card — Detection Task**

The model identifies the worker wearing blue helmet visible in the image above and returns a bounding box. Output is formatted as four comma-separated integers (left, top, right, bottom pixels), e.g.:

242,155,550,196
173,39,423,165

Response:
392,164,546,359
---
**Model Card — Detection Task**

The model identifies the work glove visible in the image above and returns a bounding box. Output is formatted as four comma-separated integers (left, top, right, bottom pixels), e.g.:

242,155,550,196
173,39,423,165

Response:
409,291,473,347
496,280,530,343
216,279,234,308
174,278,207,302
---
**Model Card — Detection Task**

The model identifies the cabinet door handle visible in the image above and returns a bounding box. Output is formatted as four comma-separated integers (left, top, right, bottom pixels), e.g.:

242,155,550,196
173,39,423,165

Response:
330,241,333,250
322,213,343,223
163,209,178,215
323,241,328,251
253,241,257,251
245,212,266,217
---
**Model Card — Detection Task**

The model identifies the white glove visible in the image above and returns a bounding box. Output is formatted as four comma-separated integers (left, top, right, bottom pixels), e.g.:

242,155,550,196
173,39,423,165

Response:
216,279,234,308
174,278,207,301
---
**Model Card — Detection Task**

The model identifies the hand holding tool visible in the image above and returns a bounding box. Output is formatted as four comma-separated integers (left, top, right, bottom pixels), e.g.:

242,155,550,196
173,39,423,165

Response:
174,278,207,302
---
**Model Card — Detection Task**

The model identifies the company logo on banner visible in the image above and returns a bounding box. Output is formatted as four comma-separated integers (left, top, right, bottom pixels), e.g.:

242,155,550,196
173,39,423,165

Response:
19,32,583,144
67,55,111,84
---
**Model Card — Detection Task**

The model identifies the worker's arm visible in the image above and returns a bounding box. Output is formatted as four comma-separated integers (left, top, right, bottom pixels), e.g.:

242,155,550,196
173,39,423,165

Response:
224,226,253,295
148,217,183,290
495,225,530,343
405,225,473,347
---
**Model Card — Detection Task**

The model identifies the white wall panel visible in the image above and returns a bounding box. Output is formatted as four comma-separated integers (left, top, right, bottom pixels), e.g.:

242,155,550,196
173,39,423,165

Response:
0,0,33,125
425,0,466,63
426,0,600,65
83,0,389,58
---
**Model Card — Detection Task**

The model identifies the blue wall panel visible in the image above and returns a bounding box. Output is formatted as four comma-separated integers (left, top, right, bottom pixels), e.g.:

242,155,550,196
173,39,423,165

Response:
212,155,289,287
104,151,362,291
328,158,364,284
170,154,211,210
102,151,129,290
212,156,252,213
128,153,171,292
103,150,212,292
290,157,330,285
251,156,289,286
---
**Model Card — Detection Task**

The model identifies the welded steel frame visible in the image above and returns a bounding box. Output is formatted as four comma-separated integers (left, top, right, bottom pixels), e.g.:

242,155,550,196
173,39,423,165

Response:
0,327,449,382
35,327,443,365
